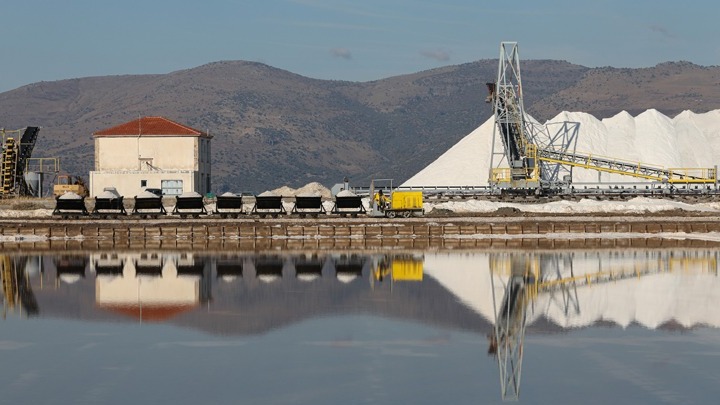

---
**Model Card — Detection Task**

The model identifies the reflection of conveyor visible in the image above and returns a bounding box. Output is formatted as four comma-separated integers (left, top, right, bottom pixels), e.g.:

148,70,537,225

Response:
488,251,720,401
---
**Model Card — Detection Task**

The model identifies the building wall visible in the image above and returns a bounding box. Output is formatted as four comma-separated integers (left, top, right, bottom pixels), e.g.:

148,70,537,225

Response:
96,136,198,171
89,170,197,197
92,134,212,197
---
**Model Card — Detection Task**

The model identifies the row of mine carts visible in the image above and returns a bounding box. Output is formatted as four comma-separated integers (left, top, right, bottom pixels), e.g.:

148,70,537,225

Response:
53,193,368,219
52,253,423,284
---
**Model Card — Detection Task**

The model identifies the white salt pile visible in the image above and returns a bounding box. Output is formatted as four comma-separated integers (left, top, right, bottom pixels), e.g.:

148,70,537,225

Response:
295,182,331,198
258,191,278,197
403,109,720,187
58,192,82,200
336,190,357,197
268,182,332,199
179,191,202,198
97,190,121,199
137,191,161,199
220,192,238,197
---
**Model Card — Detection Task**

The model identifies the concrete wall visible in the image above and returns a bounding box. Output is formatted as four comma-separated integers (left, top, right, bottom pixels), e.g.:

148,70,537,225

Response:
92,135,212,197
89,170,197,197
96,136,198,170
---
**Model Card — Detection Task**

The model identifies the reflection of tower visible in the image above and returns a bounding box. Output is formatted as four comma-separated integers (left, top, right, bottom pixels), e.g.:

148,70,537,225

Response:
489,254,536,402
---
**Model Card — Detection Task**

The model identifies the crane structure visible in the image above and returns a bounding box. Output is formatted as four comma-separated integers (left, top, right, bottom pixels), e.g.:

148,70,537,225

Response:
1,126,40,197
486,42,718,195
488,250,719,401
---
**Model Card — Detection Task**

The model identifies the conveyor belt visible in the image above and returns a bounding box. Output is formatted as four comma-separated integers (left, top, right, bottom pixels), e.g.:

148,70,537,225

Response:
537,148,717,184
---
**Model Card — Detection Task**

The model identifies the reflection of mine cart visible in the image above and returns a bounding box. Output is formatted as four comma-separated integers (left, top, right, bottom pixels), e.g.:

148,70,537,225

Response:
135,253,164,275
216,256,244,281
333,254,365,283
294,255,325,281
214,194,245,218
254,256,284,282
93,253,125,276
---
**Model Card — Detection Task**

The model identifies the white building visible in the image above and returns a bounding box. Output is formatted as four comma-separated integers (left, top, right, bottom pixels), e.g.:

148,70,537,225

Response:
89,116,212,197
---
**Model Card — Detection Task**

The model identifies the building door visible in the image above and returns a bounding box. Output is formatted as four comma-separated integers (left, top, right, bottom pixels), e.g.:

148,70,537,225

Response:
161,179,183,196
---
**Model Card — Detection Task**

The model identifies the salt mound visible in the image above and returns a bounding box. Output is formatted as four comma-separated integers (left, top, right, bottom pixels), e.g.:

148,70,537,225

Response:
58,192,82,200
267,182,332,199
336,190,356,197
97,191,121,199
137,191,161,199
179,191,202,198
258,191,278,197
403,109,720,187
268,186,295,196
295,182,331,198
221,192,238,197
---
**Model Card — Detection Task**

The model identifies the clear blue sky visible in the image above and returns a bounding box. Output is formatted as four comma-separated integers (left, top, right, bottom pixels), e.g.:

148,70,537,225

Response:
1,0,718,93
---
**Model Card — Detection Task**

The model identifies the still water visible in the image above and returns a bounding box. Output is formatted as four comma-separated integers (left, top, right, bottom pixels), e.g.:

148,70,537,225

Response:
2,249,720,404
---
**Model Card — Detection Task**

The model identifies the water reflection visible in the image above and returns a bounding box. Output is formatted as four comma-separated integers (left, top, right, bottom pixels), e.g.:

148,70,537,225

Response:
2,249,720,403
483,251,720,401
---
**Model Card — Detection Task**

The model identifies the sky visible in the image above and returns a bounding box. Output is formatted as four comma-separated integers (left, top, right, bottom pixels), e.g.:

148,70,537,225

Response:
1,0,718,93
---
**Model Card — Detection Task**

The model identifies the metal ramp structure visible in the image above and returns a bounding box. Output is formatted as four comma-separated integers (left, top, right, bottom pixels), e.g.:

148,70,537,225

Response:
488,251,719,401
537,148,717,184
486,42,717,195
1,127,40,197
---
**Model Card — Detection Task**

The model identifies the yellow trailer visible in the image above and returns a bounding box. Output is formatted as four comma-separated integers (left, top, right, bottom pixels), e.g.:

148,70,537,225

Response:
384,191,423,218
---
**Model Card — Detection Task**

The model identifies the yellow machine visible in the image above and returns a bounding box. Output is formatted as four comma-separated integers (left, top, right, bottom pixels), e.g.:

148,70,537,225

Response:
53,174,88,197
370,179,424,218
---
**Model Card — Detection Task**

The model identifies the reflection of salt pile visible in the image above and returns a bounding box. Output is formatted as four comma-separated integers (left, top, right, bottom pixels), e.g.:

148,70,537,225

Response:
336,190,356,197
403,109,720,186
179,191,202,198
423,252,720,329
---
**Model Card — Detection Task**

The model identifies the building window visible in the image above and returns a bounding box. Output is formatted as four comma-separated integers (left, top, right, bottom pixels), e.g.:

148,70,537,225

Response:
161,179,183,196
141,180,147,187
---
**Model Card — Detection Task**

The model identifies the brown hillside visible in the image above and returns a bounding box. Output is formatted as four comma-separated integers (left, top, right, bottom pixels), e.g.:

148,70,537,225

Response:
1,60,719,192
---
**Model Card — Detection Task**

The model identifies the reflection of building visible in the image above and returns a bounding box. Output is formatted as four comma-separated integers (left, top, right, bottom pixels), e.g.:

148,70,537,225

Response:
91,253,211,322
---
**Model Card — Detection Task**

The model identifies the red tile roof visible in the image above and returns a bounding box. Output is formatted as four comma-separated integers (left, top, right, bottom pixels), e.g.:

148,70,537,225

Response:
99,304,197,322
93,116,211,138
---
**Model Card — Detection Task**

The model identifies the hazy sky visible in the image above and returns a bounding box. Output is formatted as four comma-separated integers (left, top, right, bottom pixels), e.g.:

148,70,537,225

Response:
1,0,718,92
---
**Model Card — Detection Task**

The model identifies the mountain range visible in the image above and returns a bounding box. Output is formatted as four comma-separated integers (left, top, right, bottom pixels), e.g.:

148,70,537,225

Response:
1,59,719,192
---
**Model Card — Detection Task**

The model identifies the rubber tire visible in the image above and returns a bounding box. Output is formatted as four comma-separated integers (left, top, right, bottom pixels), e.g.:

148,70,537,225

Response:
386,211,397,219
402,211,412,218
